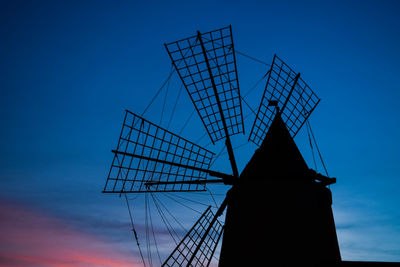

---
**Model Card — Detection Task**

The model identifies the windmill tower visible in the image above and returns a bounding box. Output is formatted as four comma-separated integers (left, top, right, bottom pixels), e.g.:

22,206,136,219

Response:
103,26,342,266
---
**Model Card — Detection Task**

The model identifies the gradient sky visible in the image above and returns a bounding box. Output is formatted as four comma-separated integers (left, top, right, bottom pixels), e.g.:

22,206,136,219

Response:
1,0,400,266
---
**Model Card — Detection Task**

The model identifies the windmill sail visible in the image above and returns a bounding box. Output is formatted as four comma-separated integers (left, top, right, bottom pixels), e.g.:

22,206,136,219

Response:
165,25,244,144
162,206,224,267
249,54,320,146
103,110,217,193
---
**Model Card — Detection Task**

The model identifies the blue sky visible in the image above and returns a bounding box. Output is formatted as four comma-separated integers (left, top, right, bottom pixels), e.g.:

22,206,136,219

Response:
1,0,400,265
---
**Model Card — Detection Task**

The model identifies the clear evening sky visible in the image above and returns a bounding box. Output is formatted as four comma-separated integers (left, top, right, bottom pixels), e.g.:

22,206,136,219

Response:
1,0,400,266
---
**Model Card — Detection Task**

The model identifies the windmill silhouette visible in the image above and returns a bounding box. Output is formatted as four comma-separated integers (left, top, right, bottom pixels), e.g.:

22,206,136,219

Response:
103,26,399,266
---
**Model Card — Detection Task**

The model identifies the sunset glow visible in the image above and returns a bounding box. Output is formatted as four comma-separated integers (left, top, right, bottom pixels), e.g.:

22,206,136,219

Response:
0,200,140,267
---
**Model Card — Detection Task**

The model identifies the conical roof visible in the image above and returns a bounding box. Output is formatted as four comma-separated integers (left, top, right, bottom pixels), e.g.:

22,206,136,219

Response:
240,112,309,181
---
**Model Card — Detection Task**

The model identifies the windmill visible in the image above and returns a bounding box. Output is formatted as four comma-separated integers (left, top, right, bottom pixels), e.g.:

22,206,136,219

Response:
103,25,342,266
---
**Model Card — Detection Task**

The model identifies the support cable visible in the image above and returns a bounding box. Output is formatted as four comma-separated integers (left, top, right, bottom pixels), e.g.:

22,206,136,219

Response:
294,82,320,174
202,36,271,67
154,194,188,232
141,44,195,117
185,191,227,196
178,109,195,136
149,194,162,265
213,141,251,159
209,144,226,168
151,194,179,245
169,193,217,208
243,70,270,97
196,133,210,147
115,158,147,266
141,64,175,117
167,83,184,130
235,50,271,66
308,122,329,177
145,193,152,266
162,192,203,215
159,70,171,126
306,120,318,171
241,95,257,116
124,194,147,267
206,186,218,208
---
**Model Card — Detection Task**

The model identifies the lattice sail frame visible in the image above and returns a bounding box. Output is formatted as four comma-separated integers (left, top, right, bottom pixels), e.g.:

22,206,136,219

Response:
249,54,320,146
165,25,244,144
104,111,215,193
162,206,224,267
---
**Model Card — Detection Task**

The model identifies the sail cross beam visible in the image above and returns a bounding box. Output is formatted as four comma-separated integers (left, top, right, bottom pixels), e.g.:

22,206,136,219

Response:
165,26,244,144
111,149,235,184
104,110,220,193
196,30,239,178
249,54,320,146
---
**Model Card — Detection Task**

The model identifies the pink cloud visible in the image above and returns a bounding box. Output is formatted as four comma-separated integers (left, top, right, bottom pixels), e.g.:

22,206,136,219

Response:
0,199,141,266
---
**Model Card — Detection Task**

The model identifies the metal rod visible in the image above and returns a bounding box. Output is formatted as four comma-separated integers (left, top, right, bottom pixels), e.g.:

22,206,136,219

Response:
249,54,275,142
144,179,225,187
111,150,234,182
206,226,224,267
103,189,207,193
164,41,216,145
161,206,212,267
229,25,245,135
197,31,239,178
187,195,228,266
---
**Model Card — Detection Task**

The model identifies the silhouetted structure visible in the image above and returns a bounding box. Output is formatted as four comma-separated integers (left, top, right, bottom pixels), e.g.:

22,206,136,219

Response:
104,26,400,266
219,112,340,266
